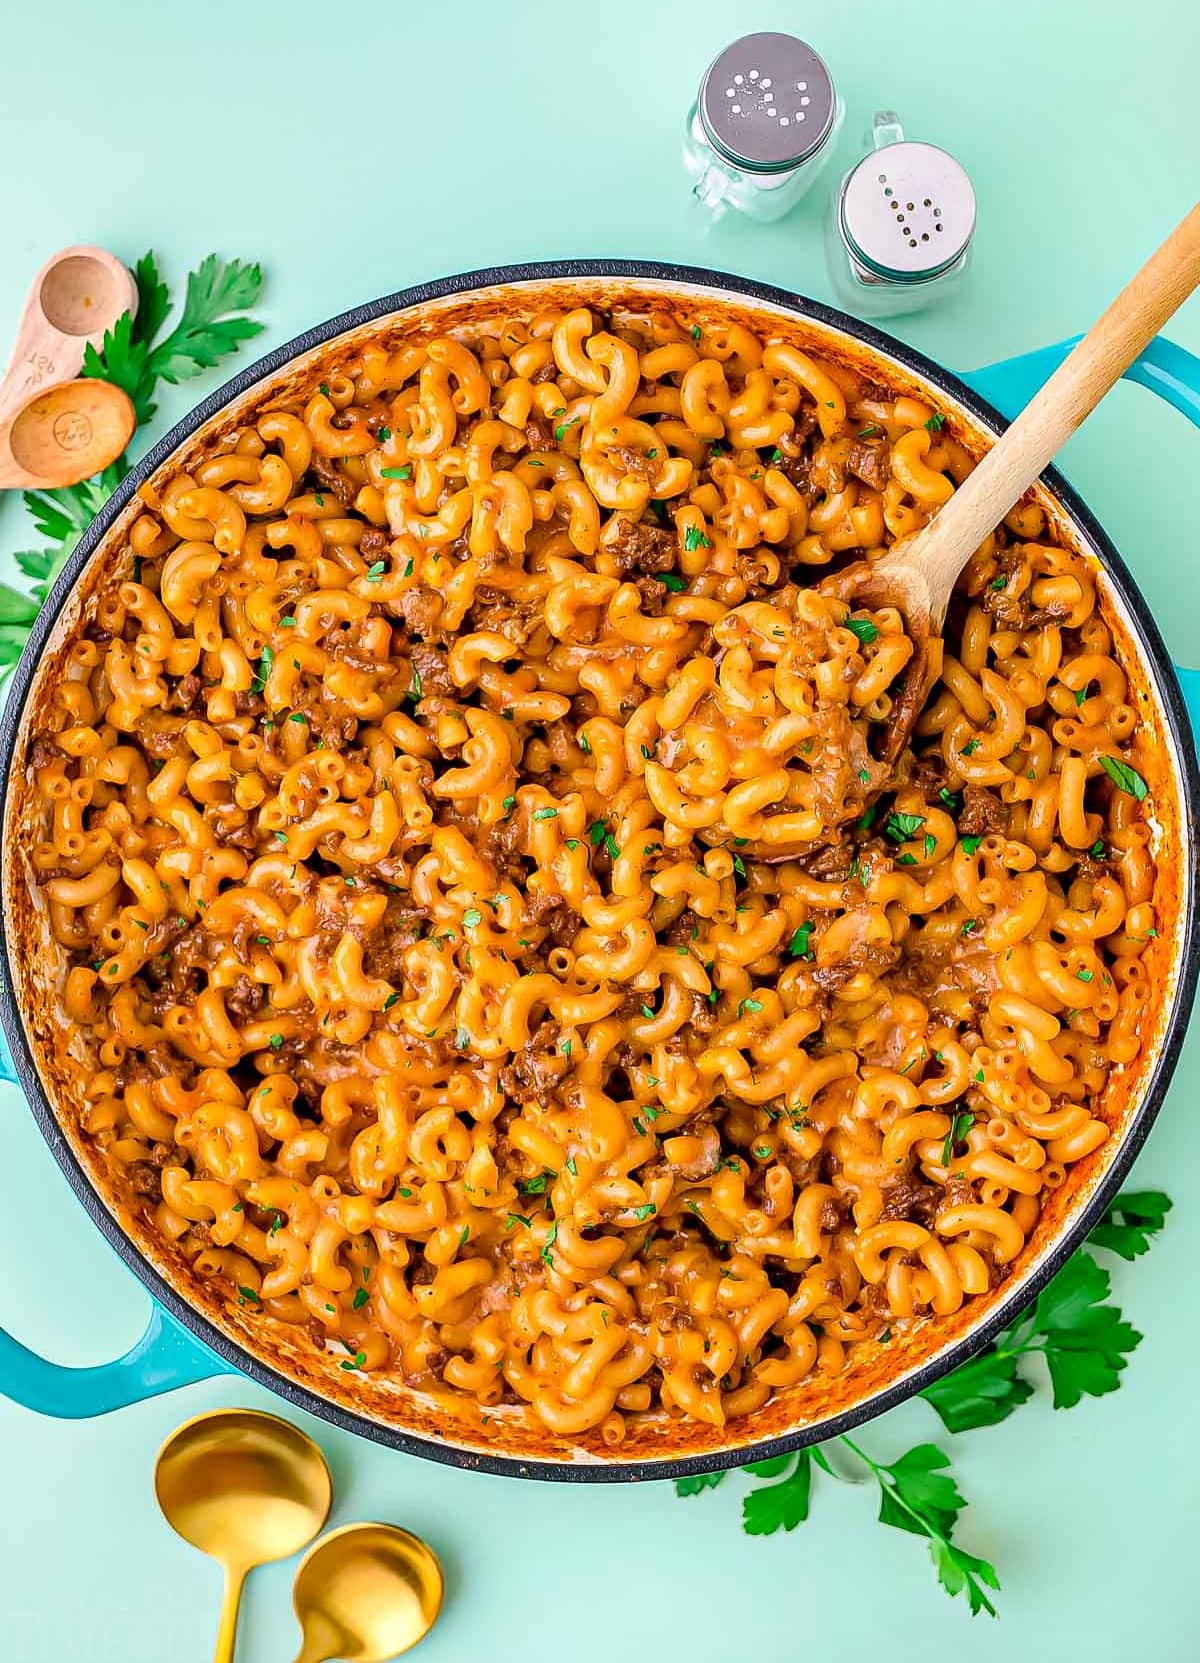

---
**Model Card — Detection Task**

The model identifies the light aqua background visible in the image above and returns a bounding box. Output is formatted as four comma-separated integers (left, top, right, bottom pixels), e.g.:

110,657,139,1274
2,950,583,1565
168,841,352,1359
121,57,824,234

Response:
1,1,1199,1657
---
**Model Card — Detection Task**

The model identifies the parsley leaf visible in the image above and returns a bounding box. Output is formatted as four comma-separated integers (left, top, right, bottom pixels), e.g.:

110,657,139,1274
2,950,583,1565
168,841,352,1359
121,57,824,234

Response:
884,811,925,844
921,1347,1035,1433
741,1451,813,1534
787,922,814,959
684,524,711,552
844,616,879,646
1087,1190,1172,1260
145,254,264,386
675,1471,726,1497
1099,755,1149,801
940,1110,974,1167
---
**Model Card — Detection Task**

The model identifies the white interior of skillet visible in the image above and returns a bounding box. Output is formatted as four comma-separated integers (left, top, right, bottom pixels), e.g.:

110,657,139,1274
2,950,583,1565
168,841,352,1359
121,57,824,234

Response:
2,274,1192,1473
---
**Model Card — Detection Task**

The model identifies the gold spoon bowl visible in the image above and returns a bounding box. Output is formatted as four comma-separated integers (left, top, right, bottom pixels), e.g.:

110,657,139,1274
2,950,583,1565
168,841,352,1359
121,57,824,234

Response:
155,1408,334,1663
291,1522,445,1663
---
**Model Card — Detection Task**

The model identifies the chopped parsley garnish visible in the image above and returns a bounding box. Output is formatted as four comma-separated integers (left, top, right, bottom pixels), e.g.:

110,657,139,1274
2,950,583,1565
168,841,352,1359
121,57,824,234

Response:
462,907,482,928
885,811,925,844
924,412,946,432
845,617,879,646
738,997,763,1016
787,922,814,959
684,524,711,552
251,644,273,693
857,423,884,438
632,1203,657,1221
961,834,983,855
365,560,386,582
941,1111,975,1167
690,324,702,342
533,806,558,820
1099,755,1148,801
554,415,580,442
662,572,687,592
353,1287,369,1309
518,1171,553,1197
380,464,412,479
268,1033,284,1051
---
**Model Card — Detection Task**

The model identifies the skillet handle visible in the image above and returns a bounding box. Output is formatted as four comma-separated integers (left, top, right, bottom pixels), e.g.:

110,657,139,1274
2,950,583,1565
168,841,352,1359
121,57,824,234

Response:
0,1303,232,1418
963,333,1200,429
0,1027,234,1415
962,333,1200,749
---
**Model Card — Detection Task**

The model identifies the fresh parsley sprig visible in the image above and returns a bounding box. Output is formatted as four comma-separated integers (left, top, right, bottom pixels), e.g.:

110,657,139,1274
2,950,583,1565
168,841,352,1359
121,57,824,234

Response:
679,1441,998,1617
676,1189,1171,1618
0,251,265,677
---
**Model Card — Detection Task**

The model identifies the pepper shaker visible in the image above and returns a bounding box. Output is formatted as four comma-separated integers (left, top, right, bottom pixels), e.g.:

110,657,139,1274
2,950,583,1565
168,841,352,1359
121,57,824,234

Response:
683,32,845,223
825,113,977,316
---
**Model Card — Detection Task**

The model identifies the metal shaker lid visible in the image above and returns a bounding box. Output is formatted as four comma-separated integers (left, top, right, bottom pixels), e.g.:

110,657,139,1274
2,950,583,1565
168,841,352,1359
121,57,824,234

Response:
839,141,976,281
698,32,837,174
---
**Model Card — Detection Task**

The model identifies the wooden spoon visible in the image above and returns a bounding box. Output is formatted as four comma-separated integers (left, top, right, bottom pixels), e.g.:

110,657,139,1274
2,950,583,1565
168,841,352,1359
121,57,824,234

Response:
0,244,138,489
826,199,1200,769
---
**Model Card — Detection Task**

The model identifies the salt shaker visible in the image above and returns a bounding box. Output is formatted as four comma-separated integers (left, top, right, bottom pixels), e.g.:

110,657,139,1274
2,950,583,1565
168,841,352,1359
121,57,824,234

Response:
825,113,976,317
683,32,844,223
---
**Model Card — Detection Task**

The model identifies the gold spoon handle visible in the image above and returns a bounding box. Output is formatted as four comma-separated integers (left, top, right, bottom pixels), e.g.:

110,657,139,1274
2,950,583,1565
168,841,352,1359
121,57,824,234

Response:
213,1564,248,1663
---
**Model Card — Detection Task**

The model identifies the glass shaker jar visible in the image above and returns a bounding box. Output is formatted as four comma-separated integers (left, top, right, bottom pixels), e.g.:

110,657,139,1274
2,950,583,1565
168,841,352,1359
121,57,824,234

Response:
825,113,976,317
683,32,844,223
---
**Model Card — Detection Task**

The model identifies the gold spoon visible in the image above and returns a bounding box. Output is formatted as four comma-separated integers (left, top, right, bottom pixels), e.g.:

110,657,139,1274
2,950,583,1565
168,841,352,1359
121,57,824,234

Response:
155,1408,334,1663
291,1522,445,1663
825,198,1200,770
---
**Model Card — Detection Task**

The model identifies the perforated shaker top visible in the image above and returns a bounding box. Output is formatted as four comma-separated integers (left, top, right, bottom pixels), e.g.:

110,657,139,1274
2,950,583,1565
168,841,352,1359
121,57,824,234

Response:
839,142,976,280
698,33,837,173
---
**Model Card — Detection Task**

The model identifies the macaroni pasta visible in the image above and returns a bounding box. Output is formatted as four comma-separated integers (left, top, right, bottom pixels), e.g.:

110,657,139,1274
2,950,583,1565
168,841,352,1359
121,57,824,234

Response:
24,301,1161,1439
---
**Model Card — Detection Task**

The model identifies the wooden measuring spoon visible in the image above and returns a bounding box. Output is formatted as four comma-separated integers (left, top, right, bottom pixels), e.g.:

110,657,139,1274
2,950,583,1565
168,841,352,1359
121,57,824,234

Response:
825,199,1200,768
0,245,138,489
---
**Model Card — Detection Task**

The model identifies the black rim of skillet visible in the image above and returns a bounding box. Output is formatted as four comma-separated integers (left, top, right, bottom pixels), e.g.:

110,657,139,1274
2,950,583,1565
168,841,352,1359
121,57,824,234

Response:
1,259,1197,1483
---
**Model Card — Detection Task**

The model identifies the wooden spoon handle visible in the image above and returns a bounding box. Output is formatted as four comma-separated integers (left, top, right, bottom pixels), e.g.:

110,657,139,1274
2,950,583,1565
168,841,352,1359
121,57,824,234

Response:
910,200,1200,614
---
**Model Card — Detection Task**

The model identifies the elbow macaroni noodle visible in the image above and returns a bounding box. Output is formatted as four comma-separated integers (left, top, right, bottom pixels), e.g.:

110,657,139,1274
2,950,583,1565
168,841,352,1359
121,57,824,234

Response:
26,301,1161,1438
